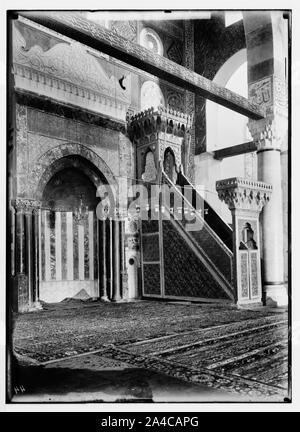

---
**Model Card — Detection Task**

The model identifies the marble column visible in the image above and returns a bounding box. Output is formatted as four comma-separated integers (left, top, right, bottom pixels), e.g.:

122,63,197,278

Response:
24,209,33,306
32,207,42,308
100,218,109,301
12,198,41,312
14,203,25,275
112,219,121,302
119,219,128,300
216,178,272,307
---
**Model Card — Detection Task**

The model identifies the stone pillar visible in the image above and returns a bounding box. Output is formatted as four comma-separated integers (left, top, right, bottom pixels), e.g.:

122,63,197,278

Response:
216,178,272,307
245,11,289,307
111,219,121,302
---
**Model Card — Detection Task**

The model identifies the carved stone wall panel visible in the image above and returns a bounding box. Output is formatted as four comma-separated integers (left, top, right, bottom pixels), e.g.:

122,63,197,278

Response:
13,21,131,104
240,252,249,298
165,87,185,112
14,20,64,53
118,133,134,178
28,133,63,165
25,109,129,187
250,251,259,297
184,21,195,182
111,21,137,42
16,104,28,176
166,40,183,65
248,76,273,116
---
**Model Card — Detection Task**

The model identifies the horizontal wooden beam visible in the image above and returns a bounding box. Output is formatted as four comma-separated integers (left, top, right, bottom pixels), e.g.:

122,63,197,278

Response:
17,11,265,120
213,141,257,160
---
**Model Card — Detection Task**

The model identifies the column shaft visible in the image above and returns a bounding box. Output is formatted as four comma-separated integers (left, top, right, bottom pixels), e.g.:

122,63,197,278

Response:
33,209,40,304
257,149,287,305
15,209,25,274
100,219,109,300
25,211,33,306
112,219,121,302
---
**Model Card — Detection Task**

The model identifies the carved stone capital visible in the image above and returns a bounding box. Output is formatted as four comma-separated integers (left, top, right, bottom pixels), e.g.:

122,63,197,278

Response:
248,118,285,151
11,198,41,213
248,75,288,151
216,177,272,212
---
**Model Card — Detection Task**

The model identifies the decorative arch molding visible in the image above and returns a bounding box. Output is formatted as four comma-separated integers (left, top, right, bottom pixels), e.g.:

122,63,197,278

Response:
212,49,247,87
30,143,118,200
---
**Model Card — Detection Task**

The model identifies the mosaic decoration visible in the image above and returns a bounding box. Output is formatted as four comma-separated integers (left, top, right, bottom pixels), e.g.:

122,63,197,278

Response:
167,41,183,65
166,88,185,112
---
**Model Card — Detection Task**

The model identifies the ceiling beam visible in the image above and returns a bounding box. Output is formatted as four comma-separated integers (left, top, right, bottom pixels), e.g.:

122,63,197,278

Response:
213,141,257,160
17,11,265,120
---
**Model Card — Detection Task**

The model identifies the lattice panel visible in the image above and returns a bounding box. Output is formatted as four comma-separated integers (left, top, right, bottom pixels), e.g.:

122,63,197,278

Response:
143,264,161,295
142,234,160,262
162,221,230,300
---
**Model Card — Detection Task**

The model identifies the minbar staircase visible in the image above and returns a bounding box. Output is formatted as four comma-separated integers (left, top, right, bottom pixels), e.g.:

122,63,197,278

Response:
158,169,235,303
127,105,235,303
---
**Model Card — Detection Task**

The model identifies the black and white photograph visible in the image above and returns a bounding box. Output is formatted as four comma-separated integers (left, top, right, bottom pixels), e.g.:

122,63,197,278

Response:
2,2,297,412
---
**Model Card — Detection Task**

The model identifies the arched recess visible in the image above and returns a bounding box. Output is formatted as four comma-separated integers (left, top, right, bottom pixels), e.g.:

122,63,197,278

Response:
29,143,118,201
32,144,119,304
163,147,177,184
141,149,157,182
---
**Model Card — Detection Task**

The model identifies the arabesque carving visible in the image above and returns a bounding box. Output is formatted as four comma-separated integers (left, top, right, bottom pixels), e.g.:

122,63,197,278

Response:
216,177,272,212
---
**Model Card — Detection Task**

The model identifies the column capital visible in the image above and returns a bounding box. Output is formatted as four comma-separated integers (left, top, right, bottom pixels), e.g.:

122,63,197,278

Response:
216,177,272,212
247,75,288,151
11,198,41,213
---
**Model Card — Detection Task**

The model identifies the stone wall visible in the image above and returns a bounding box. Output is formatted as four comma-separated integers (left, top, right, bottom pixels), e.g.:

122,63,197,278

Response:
13,100,134,200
